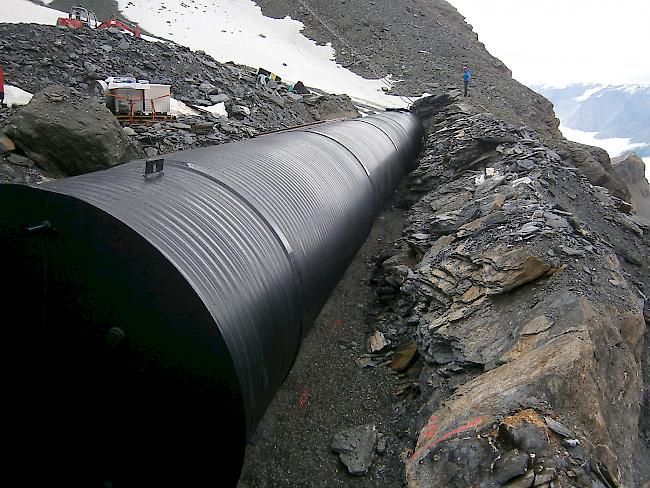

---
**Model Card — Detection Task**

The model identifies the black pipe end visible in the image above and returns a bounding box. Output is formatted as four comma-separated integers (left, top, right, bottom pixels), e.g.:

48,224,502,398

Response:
0,184,246,487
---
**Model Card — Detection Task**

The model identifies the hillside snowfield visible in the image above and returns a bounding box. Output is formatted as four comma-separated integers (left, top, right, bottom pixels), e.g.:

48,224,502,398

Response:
0,0,65,24
0,0,412,108
574,85,607,102
117,0,412,108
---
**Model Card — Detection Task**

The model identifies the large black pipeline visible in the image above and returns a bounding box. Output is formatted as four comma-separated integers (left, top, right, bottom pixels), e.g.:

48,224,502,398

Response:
0,110,423,486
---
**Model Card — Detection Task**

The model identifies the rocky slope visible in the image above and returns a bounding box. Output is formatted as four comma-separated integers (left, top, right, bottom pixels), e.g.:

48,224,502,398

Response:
401,94,649,487
238,92,650,487
0,23,358,182
256,0,632,202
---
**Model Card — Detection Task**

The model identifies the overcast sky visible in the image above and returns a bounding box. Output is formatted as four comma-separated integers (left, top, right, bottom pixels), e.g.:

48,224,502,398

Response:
445,0,650,87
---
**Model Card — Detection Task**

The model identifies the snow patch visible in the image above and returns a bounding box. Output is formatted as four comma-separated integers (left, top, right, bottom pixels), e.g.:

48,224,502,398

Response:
560,126,648,158
201,102,228,118
170,98,227,118
3,85,34,106
574,85,606,102
116,0,412,108
0,0,65,24
619,84,649,95
169,97,200,116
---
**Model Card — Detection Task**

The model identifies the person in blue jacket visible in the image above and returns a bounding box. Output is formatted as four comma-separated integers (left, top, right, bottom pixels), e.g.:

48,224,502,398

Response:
0,66,4,105
463,65,472,97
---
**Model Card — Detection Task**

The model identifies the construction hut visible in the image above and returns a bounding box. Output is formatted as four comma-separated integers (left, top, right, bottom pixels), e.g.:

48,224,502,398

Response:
97,77,171,118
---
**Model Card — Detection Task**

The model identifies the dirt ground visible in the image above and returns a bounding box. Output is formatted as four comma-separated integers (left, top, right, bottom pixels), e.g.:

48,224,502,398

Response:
237,202,411,488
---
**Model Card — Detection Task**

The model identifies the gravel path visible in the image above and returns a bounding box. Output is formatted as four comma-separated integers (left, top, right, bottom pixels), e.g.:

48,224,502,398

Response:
238,204,411,487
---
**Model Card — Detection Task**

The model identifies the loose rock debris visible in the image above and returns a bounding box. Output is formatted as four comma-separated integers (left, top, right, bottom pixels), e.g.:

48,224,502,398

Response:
0,23,361,182
331,424,378,476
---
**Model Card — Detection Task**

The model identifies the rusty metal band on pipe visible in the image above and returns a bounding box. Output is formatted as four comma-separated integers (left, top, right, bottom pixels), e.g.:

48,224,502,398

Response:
0,110,423,486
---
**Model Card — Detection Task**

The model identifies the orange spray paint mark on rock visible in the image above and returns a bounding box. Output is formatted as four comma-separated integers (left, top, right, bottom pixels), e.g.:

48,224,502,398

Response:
408,415,487,465
421,415,440,440
298,388,310,408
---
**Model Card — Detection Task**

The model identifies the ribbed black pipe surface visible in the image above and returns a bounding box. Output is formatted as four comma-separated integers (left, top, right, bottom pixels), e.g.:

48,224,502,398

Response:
0,111,423,486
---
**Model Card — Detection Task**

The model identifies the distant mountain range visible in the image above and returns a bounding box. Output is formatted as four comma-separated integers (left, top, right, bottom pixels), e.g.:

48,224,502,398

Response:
535,83,650,159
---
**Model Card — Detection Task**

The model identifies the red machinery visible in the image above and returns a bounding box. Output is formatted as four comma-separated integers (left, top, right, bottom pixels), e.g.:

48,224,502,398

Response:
57,7,141,38
97,18,142,38
56,7,99,29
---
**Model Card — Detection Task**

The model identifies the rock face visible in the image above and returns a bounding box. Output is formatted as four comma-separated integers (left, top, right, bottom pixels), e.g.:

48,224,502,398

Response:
0,134,15,154
613,152,650,219
390,94,649,486
555,139,632,201
299,94,361,121
6,85,143,176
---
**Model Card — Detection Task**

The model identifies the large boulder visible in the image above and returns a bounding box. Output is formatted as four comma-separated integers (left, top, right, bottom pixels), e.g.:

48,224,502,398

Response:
613,152,650,219
555,139,631,202
5,85,143,177
292,94,360,122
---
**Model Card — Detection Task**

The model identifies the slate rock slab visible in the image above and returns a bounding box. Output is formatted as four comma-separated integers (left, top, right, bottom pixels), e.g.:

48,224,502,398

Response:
331,424,377,475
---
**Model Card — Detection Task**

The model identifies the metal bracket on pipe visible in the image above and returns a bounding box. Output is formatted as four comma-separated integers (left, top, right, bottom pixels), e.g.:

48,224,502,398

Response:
144,158,165,179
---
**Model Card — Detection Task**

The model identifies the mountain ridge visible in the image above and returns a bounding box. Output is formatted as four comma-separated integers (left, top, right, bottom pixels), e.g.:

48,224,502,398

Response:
536,83,650,159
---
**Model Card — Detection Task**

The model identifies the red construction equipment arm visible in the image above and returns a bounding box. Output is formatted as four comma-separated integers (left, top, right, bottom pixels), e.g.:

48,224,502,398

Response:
97,18,141,38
